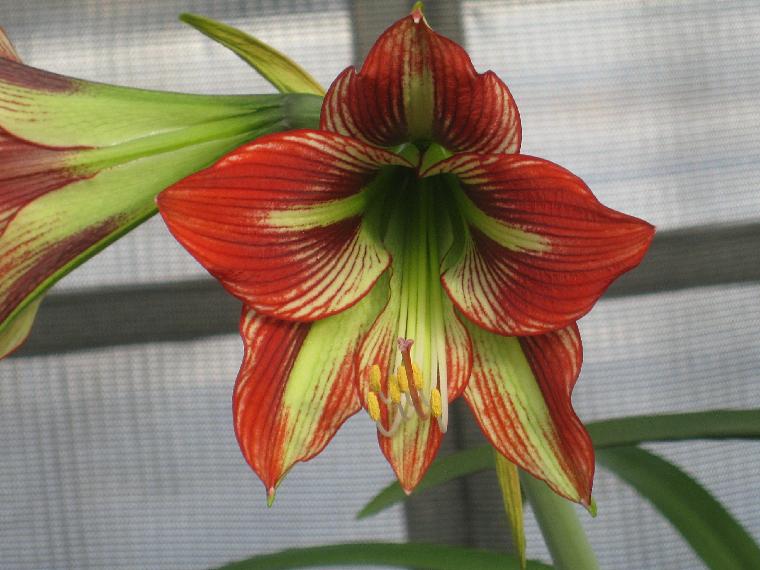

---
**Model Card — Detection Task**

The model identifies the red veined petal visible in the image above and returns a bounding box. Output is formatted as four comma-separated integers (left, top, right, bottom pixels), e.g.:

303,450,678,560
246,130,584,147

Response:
158,130,411,322
0,129,90,239
426,154,655,336
464,321,593,504
0,128,97,337
234,284,385,500
321,12,520,154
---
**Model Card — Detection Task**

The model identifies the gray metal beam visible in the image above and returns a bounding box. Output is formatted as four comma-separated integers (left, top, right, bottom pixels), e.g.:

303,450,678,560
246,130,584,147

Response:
12,221,760,359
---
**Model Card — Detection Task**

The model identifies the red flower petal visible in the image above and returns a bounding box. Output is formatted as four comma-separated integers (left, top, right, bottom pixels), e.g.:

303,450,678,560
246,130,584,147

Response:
464,322,593,504
158,130,410,322
321,13,520,154
426,154,655,336
234,284,386,500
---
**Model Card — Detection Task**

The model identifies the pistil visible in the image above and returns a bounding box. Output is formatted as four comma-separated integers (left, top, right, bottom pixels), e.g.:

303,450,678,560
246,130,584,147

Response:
398,338,428,418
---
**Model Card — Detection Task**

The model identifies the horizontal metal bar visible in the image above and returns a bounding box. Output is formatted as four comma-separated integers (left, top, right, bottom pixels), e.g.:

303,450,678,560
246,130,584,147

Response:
10,222,760,358
604,221,760,297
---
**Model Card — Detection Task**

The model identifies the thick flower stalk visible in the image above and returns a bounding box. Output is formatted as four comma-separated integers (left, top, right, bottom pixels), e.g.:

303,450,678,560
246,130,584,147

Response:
158,6,654,505
0,28,322,358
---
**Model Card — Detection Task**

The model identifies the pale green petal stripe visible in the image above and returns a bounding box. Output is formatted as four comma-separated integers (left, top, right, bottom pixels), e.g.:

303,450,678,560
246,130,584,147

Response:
464,322,578,500
268,192,367,229
453,187,548,253
280,281,387,469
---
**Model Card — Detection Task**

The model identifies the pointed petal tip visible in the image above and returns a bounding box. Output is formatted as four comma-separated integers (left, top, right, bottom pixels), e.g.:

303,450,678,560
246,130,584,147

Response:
585,496,598,517
0,26,21,62
411,2,425,23
266,487,276,507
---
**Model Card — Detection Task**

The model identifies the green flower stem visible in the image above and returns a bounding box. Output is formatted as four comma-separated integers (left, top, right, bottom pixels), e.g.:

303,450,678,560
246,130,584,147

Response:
520,472,599,570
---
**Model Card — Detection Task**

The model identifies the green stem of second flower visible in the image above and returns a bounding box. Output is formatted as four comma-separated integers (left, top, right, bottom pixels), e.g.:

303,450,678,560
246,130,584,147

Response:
520,472,600,570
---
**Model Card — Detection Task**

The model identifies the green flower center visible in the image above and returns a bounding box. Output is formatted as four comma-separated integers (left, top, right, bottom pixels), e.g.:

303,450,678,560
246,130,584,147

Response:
362,150,464,435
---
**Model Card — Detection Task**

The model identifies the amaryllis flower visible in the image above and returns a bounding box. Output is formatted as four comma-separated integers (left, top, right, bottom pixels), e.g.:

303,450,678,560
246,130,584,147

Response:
0,27,321,358
158,6,654,505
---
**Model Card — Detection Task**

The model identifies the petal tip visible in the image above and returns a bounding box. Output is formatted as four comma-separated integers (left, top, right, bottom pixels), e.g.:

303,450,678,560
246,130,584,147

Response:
410,2,425,24
267,486,277,507
585,496,598,517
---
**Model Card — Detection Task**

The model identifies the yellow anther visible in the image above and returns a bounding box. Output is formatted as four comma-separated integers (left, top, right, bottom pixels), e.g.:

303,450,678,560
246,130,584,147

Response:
396,366,410,392
412,363,423,390
369,364,382,393
367,392,381,422
430,388,442,418
388,375,401,404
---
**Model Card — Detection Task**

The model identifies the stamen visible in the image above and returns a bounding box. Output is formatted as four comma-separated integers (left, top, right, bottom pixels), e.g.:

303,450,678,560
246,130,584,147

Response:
411,363,423,390
388,374,402,405
396,366,410,392
430,388,442,418
376,410,403,438
367,392,381,422
369,364,382,393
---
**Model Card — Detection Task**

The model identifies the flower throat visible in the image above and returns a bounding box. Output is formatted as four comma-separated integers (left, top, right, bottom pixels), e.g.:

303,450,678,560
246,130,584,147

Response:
365,171,458,437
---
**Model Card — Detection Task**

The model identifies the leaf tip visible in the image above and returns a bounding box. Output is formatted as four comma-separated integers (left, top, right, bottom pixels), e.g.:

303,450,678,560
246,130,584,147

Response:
178,12,200,25
355,506,372,520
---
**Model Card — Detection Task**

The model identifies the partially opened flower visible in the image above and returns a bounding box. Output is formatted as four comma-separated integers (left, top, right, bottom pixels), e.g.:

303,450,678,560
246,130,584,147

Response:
0,27,321,358
158,5,654,505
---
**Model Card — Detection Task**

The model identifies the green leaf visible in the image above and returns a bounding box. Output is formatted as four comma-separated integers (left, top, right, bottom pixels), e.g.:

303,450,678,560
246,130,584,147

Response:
494,451,526,569
214,542,552,570
358,409,760,518
358,446,492,519
597,447,760,569
589,409,760,447
180,13,325,96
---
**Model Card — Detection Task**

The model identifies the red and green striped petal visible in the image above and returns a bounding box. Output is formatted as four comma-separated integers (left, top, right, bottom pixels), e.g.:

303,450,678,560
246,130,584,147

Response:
159,130,410,322
321,8,520,154
234,282,386,502
426,154,655,336
464,321,593,504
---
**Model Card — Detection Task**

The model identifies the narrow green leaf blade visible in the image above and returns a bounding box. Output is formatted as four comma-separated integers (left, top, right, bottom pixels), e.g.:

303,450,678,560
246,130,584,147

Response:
598,447,760,569
494,451,527,569
180,13,325,96
358,409,760,518
589,409,760,447
357,446,492,519
215,542,552,570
